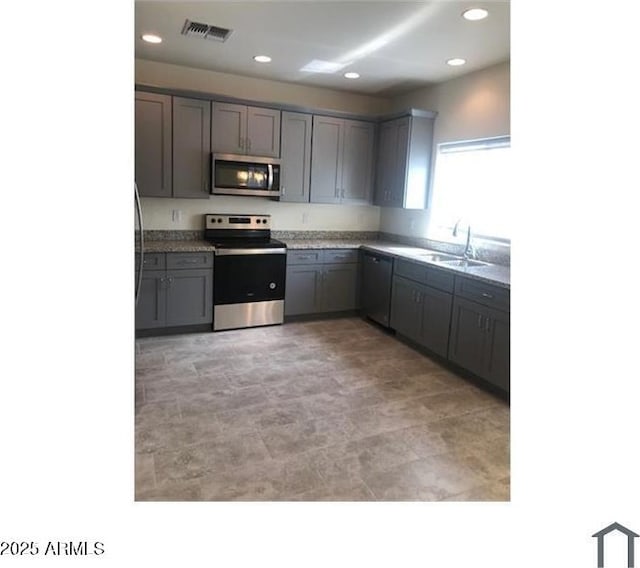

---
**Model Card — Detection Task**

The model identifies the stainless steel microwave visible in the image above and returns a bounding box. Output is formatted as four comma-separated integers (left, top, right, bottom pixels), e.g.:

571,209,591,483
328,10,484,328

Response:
211,154,281,198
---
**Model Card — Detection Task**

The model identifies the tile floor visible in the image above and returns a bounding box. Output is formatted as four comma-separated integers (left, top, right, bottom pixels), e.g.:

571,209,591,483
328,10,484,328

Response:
135,317,509,501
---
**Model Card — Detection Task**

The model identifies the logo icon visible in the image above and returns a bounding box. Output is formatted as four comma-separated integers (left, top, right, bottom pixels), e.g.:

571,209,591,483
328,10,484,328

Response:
592,522,639,568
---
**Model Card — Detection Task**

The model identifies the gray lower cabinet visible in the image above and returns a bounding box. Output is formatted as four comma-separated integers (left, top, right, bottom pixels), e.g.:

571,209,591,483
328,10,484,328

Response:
361,251,393,327
280,111,312,202
136,253,213,331
390,275,452,358
136,270,166,329
285,249,358,316
448,276,510,392
284,265,322,315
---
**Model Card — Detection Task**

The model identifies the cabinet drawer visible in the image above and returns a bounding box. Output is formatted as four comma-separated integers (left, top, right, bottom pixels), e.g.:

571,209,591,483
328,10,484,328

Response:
455,277,510,311
322,249,359,264
166,252,213,270
425,267,454,293
287,250,323,265
137,253,165,271
394,259,426,283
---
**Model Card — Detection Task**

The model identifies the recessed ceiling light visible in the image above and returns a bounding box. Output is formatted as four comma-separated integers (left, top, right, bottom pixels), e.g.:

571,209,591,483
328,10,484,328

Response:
462,8,489,21
253,55,272,63
344,72,360,79
447,58,466,66
141,34,162,44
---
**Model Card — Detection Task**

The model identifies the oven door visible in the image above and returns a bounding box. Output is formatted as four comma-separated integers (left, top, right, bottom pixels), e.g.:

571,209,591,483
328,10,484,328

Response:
214,249,286,330
214,250,286,305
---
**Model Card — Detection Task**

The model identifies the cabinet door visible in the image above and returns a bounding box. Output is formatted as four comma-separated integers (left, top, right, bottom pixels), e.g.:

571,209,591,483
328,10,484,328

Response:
135,92,172,197
390,276,422,342
419,286,453,358
485,309,510,392
310,116,342,203
285,265,322,315
280,112,311,202
135,270,166,329
374,121,397,206
212,102,247,154
323,263,358,312
361,253,393,326
247,107,281,157
390,117,410,207
341,119,375,204
448,297,487,378
165,269,213,327
172,97,211,198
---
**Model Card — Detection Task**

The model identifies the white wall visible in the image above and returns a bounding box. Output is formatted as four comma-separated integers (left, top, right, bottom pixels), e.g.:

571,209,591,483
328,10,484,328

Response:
136,58,388,231
136,59,391,116
380,61,510,238
141,196,380,231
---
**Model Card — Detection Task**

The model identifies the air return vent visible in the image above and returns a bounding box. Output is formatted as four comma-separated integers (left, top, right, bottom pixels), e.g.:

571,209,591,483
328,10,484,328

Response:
181,19,233,42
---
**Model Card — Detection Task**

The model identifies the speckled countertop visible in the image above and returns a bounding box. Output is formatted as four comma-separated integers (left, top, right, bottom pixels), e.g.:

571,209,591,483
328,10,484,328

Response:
140,238,510,289
141,240,216,253
282,239,510,289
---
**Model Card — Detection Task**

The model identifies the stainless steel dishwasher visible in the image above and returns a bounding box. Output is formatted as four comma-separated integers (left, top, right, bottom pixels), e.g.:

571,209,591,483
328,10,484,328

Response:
361,251,393,327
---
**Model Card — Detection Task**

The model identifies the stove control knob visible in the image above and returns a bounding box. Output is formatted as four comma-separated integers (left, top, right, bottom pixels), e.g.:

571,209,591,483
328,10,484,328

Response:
269,282,276,290
217,218,222,223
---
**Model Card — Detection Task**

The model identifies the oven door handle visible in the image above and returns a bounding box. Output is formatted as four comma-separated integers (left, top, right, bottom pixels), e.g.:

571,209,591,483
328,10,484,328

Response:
215,248,287,256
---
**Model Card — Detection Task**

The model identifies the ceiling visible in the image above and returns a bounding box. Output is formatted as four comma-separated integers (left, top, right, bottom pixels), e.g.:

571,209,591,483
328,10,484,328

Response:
135,1,510,97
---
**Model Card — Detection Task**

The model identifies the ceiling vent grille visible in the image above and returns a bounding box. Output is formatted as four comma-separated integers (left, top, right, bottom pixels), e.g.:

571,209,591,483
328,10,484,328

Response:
181,19,233,42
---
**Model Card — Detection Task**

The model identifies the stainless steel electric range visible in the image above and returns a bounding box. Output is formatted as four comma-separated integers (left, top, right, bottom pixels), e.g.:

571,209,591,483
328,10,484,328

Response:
205,214,287,331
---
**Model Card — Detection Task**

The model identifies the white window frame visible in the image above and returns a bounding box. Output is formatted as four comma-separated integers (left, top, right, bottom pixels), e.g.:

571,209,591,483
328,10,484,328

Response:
427,135,511,245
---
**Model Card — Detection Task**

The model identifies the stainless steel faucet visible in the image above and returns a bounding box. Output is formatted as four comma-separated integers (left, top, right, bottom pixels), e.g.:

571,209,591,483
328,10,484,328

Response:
453,219,474,259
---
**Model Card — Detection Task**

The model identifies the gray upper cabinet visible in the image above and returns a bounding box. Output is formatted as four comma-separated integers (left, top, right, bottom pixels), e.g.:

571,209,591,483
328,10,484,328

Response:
280,112,312,202
374,113,435,209
247,106,281,157
211,102,246,154
310,115,375,205
341,120,375,204
212,102,280,157
135,91,211,199
310,116,343,203
172,97,211,198
135,92,172,198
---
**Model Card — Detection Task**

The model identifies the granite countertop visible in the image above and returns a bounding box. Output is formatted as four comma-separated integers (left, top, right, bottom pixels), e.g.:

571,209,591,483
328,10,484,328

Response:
141,240,216,253
283,239,510,289
139,238,510,289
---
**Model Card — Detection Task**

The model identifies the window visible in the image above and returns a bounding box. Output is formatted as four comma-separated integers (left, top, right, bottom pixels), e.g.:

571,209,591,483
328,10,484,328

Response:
428,136,511,242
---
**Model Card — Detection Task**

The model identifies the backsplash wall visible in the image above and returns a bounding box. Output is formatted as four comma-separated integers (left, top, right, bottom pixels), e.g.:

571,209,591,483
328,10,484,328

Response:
141,196,381,232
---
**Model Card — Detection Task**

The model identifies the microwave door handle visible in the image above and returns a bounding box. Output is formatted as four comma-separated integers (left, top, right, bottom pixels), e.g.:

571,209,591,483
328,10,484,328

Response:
267,164,273,190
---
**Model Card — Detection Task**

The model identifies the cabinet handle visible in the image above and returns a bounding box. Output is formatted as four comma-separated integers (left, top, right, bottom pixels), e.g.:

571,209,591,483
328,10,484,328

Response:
247,138,251,151
239,137,245,150
485,318,491,333
477,314,483,328
481,292,494,299
281,186,286,196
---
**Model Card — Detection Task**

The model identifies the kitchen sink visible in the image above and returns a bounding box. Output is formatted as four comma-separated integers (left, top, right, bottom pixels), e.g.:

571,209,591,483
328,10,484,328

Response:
417,253,459,262
436,259,489,268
